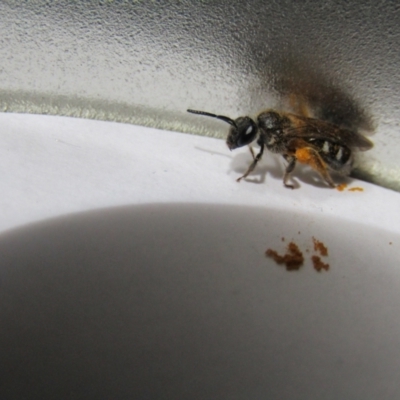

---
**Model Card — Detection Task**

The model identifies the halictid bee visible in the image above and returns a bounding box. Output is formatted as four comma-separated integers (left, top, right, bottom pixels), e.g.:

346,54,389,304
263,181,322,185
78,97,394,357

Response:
187,108,373,188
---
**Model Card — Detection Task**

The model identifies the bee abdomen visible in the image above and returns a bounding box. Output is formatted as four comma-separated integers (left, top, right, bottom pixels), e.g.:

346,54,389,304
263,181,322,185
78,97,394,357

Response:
308,139,351,171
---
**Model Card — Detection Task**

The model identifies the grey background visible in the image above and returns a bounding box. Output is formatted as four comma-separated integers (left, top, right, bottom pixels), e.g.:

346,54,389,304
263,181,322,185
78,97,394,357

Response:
1,1,399,190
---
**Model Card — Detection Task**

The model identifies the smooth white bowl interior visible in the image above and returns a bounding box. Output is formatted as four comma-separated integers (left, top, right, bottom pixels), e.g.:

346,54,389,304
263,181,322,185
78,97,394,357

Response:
1,113,399,399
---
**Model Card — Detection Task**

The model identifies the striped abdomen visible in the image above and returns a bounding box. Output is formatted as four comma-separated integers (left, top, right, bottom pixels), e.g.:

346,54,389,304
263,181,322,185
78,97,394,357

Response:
306,138,352,172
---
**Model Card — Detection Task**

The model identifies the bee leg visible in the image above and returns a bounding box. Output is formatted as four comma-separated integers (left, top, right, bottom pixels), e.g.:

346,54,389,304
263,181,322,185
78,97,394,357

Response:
303,148,336,188
283,156,296,189
237,145,264,182
248,146,256,160
319,169,336,188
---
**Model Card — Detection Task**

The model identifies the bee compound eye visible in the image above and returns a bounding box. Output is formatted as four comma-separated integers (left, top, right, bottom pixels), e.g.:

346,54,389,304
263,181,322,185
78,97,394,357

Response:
245,125,253,135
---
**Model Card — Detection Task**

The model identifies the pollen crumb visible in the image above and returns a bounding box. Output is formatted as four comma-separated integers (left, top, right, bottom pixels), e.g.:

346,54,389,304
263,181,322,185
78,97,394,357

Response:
266,241,304,271
311,255,330,272
348,187,364,192
312,237,328,256
336,183,347,191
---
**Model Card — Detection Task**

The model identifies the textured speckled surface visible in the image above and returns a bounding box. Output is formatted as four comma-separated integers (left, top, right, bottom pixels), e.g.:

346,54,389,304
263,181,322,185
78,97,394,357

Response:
0,1,400,189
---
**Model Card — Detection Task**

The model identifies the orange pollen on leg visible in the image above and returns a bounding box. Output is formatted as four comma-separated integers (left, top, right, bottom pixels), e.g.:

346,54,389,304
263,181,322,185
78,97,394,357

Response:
295,147,325,171
295,148,313,163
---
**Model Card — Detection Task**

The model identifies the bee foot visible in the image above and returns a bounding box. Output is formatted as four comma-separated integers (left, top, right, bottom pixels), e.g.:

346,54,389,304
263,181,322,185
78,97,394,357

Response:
284,184,295,189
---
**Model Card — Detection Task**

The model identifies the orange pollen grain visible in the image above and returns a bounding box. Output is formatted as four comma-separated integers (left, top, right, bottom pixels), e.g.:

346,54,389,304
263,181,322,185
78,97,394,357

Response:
311,255,330,272
265,241,304,271
336,183,347,191
312,237,328,256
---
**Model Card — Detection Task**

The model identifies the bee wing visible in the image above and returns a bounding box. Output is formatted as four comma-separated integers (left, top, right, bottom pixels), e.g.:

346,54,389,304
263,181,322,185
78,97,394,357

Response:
285,114,373,151
343,132,373,151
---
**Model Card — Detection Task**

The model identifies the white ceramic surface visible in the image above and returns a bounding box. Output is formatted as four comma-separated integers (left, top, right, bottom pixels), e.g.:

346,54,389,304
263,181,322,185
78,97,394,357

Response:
0,113,400,399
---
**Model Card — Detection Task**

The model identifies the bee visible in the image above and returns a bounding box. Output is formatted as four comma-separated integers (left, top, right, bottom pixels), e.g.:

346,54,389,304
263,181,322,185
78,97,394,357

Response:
187,108,373,188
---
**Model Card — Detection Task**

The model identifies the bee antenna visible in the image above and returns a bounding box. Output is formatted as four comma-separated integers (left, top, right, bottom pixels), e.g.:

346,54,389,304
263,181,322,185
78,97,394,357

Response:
187,109,237,128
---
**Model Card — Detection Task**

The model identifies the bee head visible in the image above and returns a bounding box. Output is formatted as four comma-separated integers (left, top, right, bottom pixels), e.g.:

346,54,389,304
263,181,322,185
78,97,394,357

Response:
225,116,258,150
187,109,258,150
